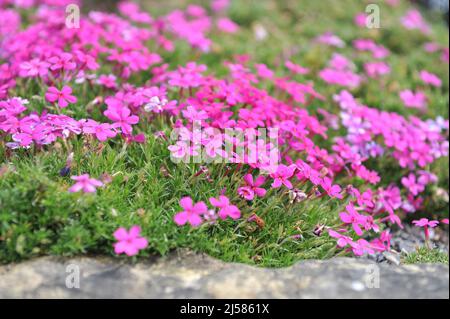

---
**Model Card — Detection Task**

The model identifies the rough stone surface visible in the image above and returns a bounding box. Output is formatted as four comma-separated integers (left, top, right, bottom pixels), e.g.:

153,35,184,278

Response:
0,250,448,299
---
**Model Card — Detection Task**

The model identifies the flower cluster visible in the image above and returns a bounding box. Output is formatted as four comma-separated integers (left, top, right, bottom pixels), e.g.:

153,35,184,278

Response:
0,0,448,259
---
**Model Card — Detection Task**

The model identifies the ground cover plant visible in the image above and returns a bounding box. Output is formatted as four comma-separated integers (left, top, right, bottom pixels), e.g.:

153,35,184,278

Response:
0,0,448,266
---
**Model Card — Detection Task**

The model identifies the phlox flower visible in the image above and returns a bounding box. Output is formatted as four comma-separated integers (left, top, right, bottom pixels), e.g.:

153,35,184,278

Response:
328,229,355,249
285,61,309,75
104,104,139,135
19,59,49,78
420,70,442,87
69,174,104,193
401,173,425,196
413,218,439,244
270,164,296,189
238,174,267,201
82,120,117,142
351,239,375,256
320,177,342,199
174,197,207,227
217,18,239,33
97,74,118,89
209,195,241,220
339,203,366,236
314,32,345,48
212,0,230,12
255,64,274,79
364,61,390,78
48,53,77,72
354,13,367,27
113,226,148,256
45,86,77,108
401,9,430,34
399,90,427,110
370,230,392,252
412,218,439,228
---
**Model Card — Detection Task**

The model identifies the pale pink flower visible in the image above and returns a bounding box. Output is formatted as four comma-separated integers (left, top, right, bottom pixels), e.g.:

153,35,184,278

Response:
399,90,427,109
217,18,239,33
69,174,104,193
420,70,442,87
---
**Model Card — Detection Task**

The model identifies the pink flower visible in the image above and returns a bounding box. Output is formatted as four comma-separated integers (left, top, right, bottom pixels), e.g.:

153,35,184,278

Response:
315,32,345,48
97,74,117,89
364,61,390,78
255,64,274,79
413,218,439,243
104,104,139,135
270,164,296,189
339,204,366,236
412,218,439,228
351,239,375,256
354,13,366,27
69,174,104,193
320,177,342,199
45,86,77,108
401,173,425,196
285,61,309,75
83,120,117,142
238,174,267,201
328,229,356,248
420,70,442,87
48,53,77,71
401,9,430,34
174,197,207,227
399,90,427,110
19,59,49,78
441,219,449,225
217,18,239,33
209,195,241,220
113,226,148,256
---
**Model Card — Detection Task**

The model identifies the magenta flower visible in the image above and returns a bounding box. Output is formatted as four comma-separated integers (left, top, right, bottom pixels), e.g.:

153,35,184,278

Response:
83,121,117,142
285,60,309,75
48,53,77,71
401,173,425,196
420,70,442,87
69,174,104,193
45,86,77,108
174,197,207,227
104,104,139,135
217,18,239,33
399,90,427,110
339,204,366,236
328,229,356,249
270,164,296,189
238,174,267,201
209,195,241,220
19,59,49,78
320,177,343,199
113,226,148,256
364,61,390,78
442,219,449,225
351,239,375,256
412,218,439,228
413,218,439,245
